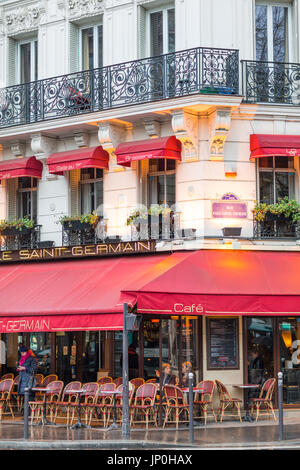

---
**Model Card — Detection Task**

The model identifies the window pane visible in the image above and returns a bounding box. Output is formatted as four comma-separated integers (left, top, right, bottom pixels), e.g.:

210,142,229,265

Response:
19,177,32,189
95,180,103,214
259,157,273,169
20,43,31,83
255,5,268,61
32,191,37,222
279,319,300,404
167,9,175,53
166,159,176,171
34,40,38,80
259,171,274,203
275,172,295,201
247,318,273,386
275,156,294,169
82,27,94,70
273,6,288,62
81,183,92,213
30,333,51,376
165,173,175,206
150,11,163,56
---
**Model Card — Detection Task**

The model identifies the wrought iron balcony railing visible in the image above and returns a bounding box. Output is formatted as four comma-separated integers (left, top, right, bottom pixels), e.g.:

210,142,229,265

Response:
253,216,299,239
0,47,239,129
0,224,41,251
242,60,300,105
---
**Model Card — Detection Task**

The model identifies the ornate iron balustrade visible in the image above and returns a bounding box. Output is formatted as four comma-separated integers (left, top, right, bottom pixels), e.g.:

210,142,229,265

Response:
0,224,41,251
242,60,300,105
0,47,239,129
253,217,299,239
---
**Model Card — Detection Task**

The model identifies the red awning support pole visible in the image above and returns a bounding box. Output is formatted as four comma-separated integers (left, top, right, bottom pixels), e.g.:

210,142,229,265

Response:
122,303,130,439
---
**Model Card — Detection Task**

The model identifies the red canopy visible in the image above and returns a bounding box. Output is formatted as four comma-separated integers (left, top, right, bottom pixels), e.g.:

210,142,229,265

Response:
0,253,168,333
120,249,300,316
0,157,43,180
47,146,109,175
115,136,182,167
250,134,300,159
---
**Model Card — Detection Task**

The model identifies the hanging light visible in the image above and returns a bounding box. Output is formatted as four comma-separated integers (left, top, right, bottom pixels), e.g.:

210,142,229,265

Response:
281,323,292,349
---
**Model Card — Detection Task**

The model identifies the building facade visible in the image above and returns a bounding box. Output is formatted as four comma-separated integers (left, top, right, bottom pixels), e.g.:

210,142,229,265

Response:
0,0,300,410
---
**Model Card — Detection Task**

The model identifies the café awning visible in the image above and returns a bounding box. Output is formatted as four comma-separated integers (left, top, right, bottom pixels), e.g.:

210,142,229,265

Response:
115,136,182,167
120,249,300,316
250,134,300,159
0,157,43,180
0,253,168,333
47,146,109,175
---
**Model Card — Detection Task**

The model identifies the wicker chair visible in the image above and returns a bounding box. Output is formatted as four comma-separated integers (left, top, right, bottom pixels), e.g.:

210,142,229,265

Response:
0,379,14,420
113,377,123,387
97,376,113,385
215,380,242,423
53,381,82,425
29,380,64,424
130,383,158,429
163,385,189,429
70,382,99,426
0,373,14,382
105,383,135,427
88,383,116,427
194,380,217,425
249,378,276,421
130,378,145,389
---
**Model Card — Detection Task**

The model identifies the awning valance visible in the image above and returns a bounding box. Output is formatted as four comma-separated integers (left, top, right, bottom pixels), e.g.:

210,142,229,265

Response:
0,253,168,333
47,146,109,175
120,249,300,316
0,157,43,180
250,134,300,160
115,136,182,167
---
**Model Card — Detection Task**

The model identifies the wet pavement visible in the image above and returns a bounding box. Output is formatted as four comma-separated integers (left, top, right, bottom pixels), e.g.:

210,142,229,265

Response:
0,415,300,449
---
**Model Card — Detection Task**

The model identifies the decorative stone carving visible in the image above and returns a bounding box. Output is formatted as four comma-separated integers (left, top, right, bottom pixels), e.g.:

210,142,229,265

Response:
11,142,25,157
98,121,127,172
171,110,198,162
5,5,42,35
30,133,56,166
68,0,104,20
209,107,231,161
143,119,161,139
74,132,89,148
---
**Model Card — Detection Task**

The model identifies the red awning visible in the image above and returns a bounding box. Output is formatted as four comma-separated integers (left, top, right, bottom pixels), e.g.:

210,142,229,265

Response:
0,253,168,333
0,157,43,180
120,249,300,316
47,146,109,175
115,136,182,167
250,134,300,159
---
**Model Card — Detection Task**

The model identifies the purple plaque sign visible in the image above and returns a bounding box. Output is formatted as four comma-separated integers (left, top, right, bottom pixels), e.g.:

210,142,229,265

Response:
212,201,248,219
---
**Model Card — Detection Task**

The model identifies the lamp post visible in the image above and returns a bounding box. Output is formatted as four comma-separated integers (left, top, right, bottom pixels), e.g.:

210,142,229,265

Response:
122,303,141,440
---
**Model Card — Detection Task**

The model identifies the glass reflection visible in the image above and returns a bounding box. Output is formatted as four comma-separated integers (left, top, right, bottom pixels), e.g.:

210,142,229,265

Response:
247,318,274,386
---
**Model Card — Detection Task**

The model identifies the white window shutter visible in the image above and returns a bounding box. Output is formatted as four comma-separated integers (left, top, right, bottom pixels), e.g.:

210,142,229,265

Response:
6,179,17,220
138,5,147,59
69,170,80,216
69,22,79,73
7,37,17,86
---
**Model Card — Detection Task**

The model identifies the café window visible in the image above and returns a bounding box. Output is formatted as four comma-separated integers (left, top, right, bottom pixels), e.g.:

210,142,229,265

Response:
80,168,103,215
258,156,295,204
246,317,274,385
279,318,300,405
148,159,176,208
18,177,37,222
80,24,103,70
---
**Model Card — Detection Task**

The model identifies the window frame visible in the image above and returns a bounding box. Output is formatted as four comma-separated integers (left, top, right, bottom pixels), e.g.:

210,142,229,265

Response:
257,156,296,204
17,177,38,221
17,38,38,84
147,158,176,208
146,4,175,57
254,1,293,63
79,23,103,71
79,168,103,215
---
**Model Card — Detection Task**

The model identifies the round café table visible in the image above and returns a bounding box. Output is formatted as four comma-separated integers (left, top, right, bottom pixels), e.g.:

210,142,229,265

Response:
64,389,90,429
31,387,56,426
98,390,120,430
233,384,260,422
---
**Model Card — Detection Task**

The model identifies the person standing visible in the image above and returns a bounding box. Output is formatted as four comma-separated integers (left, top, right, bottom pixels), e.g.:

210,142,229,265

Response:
17,345,37,402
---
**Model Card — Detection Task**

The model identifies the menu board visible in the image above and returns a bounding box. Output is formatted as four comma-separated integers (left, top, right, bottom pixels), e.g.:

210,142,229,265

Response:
206,318,239,370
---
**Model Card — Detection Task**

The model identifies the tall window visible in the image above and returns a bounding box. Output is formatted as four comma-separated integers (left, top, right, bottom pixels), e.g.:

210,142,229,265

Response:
80,24,103,70
18,39,38,83
258,156,295,204
17,177,37,221
148,6,175,56
255,3,289,62
80,168,103,215
148,159,176,207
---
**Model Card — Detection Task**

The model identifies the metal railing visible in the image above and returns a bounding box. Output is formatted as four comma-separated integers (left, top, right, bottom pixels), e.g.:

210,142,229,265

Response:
242,59,300,105
0,46,239,129
0,224,41,251
253,217,299,239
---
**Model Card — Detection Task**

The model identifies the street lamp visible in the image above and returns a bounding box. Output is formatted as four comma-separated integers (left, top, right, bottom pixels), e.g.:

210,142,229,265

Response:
122,303,141,439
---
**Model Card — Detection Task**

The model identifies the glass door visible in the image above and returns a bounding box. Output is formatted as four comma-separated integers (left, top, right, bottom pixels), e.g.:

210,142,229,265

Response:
56,332,79,384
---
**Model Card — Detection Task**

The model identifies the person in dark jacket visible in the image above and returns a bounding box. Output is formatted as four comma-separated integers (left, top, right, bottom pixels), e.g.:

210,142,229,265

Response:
181,361,196,388
156,363,178,386
17,345,37,401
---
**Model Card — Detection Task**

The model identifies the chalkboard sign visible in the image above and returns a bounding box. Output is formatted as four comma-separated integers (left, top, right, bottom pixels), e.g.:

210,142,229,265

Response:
206,318,239,370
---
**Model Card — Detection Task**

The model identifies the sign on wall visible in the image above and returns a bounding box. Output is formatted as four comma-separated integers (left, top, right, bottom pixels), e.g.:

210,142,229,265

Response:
212,193,248,219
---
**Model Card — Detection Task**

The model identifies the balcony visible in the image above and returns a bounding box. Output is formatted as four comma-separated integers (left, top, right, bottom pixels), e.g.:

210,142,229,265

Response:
0,47,239,129
0,224,41,250
253,216,299,239
242,60,300,105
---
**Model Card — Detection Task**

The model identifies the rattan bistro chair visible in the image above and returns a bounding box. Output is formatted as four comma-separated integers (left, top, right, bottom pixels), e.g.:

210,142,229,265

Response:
130,383,158,429
194,380,217,425
53,381,82,425
69,382,99,426
88,383,116,427
0,379,14,420
215,380,242,423
163,385,190,429
249,378,277,421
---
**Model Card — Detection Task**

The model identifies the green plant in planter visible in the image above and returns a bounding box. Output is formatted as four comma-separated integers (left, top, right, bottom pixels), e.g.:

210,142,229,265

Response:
126,205,172,226
58,211,100,228
252,202,268,222
252,197,300,223
0,216,34,232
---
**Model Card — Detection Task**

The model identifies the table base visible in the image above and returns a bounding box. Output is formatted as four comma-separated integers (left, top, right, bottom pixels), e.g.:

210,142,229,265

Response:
106,422,119,431
71,421,90,430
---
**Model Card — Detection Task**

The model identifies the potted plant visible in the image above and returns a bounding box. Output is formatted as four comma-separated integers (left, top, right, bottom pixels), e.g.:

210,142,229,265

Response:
252,198,300,223
0,216,35,236
58,211,100,230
